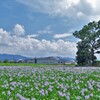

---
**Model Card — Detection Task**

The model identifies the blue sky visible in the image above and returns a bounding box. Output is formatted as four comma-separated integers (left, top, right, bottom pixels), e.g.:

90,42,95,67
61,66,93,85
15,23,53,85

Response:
0,0,100,58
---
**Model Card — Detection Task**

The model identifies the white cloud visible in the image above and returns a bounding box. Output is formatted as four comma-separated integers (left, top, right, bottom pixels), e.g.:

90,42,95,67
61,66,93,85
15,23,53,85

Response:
17,0,80,16
37,30,51,35
13,24,25,36
0,28,11,45
86,0,96,8
0,25,77,58
37,26,52,35
77,12,85,18
16,0,79,16
16,0,100,22
54,33,72,39
27,34,39,38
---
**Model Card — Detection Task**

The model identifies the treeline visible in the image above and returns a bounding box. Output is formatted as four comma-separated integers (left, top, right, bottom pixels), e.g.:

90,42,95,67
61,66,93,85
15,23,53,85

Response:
0,59,16,63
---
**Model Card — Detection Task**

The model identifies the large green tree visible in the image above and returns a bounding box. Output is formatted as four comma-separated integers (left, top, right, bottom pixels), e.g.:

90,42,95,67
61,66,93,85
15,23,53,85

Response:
73,20,100,66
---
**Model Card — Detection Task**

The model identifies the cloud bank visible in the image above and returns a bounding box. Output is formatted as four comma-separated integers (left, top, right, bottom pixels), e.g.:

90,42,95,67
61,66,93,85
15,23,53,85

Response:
0,24,77,57
17,0,100,21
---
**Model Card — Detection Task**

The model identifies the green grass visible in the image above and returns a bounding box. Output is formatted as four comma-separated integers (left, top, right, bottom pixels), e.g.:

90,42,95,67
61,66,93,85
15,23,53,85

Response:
0,62,76,67
0,63,55,67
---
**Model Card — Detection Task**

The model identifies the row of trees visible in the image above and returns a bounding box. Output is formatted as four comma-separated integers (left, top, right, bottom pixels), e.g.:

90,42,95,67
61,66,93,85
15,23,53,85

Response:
0,59,16,63
0,59,9,63
73,20,100,66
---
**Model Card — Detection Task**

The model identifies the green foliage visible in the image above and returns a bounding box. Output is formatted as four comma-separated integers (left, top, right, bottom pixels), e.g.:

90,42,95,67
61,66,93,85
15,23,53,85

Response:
4,59,9,63
0,61,2,63
0,62,71,67
73,20,100,66
94,60,100,66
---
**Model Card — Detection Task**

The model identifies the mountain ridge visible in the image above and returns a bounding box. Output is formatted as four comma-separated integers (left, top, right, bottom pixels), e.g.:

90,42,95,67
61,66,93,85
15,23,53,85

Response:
0,54,30,61
0,54,75,61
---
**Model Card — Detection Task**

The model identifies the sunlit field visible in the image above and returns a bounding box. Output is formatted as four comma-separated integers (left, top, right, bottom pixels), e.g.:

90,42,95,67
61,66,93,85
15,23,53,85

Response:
0,63,75,67
0,66,100,100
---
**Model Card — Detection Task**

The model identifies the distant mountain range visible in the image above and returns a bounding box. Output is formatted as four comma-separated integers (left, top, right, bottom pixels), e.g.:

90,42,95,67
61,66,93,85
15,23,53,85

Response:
59,57,75,61
0,54,30,61
0,54,75,61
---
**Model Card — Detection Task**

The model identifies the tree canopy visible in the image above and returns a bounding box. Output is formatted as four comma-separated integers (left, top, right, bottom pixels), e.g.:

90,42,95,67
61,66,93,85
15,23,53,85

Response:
73,20,100,66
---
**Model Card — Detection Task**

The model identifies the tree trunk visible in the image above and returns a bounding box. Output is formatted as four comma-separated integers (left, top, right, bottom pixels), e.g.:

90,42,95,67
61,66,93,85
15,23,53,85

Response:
91,48,95,66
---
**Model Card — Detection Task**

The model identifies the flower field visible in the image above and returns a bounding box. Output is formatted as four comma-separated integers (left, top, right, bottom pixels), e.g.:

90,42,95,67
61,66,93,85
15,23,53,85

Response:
0,66,100,100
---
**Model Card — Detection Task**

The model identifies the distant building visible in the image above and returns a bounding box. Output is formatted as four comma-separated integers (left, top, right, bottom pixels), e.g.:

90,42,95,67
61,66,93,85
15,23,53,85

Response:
16,59,24,63
25,58,35,63
36,57,62,64
25,57,76,64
